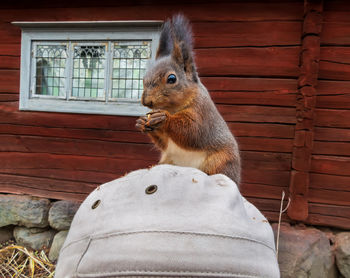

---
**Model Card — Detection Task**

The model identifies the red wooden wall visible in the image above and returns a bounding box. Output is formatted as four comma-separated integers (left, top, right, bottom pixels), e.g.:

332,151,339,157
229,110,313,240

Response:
0,0,348,229
308,0,350,228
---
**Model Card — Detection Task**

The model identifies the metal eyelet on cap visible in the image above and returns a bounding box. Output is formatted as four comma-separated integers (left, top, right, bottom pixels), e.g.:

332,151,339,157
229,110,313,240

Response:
91,199,101,209
145,185,158,195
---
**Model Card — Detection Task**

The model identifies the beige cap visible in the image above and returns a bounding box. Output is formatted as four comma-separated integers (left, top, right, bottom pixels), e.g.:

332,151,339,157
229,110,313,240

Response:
55,165,280,278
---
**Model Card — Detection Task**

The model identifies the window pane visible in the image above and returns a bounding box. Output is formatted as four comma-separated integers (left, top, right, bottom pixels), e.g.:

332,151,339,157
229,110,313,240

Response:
35,45,67,97
111,41,151,100
72,45,105,99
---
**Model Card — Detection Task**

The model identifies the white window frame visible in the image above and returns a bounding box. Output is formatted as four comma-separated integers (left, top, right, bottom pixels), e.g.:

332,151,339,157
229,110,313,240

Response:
12,21,162,116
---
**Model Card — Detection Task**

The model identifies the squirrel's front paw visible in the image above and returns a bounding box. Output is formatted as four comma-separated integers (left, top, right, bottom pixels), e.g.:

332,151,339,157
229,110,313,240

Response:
135,116,153,132
136,110,168,132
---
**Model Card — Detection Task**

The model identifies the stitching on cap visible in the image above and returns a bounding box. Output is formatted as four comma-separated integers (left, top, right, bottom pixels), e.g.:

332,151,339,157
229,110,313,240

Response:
62,230,275,253
97,230,275,252
77,269,265,278
74,237,91,276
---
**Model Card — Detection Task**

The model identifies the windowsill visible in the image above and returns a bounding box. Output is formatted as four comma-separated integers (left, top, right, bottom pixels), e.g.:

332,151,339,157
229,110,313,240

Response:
20,98,150,116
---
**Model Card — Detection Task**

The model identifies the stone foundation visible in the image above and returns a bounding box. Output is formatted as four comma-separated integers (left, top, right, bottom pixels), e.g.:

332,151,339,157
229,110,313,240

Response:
272,223,349,278
0,194,349,277
0,194,79,261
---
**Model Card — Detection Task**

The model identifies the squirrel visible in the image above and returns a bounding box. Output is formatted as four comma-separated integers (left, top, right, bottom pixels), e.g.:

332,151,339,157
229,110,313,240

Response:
136,14,241,186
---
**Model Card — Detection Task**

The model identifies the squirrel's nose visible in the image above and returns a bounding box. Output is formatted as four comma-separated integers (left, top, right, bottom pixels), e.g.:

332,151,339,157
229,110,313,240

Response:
141,91,153,108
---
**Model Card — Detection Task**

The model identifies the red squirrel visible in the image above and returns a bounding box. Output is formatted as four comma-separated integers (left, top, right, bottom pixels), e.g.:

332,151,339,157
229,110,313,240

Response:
136,14,241,185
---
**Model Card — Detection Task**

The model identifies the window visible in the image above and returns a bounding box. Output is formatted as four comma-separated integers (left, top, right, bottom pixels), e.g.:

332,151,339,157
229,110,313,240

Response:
13,21,162,116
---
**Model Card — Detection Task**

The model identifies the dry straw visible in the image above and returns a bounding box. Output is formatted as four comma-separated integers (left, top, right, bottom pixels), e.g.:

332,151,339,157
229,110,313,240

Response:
0,244,55,278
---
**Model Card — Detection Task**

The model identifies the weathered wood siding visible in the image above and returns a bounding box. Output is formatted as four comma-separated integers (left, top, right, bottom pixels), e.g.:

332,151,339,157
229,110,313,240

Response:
0,0,348,229
308,0,350,228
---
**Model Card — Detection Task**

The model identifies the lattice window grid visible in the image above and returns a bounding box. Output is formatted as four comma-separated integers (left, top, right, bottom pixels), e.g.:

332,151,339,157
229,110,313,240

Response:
31,41,152,103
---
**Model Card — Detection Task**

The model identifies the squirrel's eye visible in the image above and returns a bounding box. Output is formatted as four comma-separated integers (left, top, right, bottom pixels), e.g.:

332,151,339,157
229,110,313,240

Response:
167,74,177,84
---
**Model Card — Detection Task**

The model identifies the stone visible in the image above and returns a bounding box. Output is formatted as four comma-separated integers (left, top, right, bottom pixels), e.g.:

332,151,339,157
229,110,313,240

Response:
14,226,56,250
272,223,337,278
29,227,49,234
0,226,13,244
335,232,350,278
49,230,68,262
49,200,79,230
0,194,50,228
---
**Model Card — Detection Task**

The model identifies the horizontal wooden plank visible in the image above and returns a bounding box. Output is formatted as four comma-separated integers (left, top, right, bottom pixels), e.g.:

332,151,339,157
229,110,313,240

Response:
0,44,21,56
314,127,350,142
313,141,350,156
309,188,350,206
0,0,154,8
0,152,155,174
201,77,298,92
315,108,350,128
316,95,350,109
311,155,350,176
0,2,303,22
0,102,139,130
0,126,284,156
0,167,121,185
316,79,350,108
307,208,350,230
241,151,291,171
196,47,300,78
241,183,288,200
237,137,293,153
310,173,350,192
309,202,350,221
218,105,296,124
321,22,350,45
0,23,21,45
319,60,350,81
0,184,87,202
0,70,19,93
193,21,302,48
210,90,296,107
318,47,350,80
0,173,96,194
229,123,295,139
241,169,290,187
320,47,350,63
307,213,350,230
0,123,150,143
0,55,20,69
316,80,350,95
323,1,350,23
324,10,350,23
0,134,159,160
0,93,19,102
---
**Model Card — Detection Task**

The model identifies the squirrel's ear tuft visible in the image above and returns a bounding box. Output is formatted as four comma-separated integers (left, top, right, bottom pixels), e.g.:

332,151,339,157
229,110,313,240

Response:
170,14,198,82
155,20,173,59
171,14,193,53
